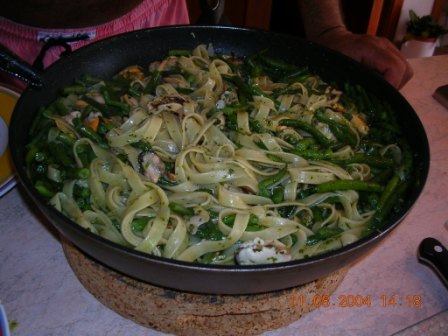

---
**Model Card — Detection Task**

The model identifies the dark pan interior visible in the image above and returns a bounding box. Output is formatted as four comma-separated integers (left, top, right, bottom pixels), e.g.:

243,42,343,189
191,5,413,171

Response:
9,26,429,294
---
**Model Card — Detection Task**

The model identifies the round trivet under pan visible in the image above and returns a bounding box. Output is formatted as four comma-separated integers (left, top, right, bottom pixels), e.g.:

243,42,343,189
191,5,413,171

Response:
62,238,348,336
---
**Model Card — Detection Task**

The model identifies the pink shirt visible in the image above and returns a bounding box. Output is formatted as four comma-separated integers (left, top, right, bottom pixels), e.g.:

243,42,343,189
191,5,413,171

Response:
0,0,190,69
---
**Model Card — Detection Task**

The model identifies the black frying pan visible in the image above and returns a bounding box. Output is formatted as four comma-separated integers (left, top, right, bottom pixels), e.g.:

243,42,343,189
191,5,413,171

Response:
7,25,429,294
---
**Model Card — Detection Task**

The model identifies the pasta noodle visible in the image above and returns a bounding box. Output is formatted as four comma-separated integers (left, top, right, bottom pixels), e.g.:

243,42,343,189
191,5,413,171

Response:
26,45,413,265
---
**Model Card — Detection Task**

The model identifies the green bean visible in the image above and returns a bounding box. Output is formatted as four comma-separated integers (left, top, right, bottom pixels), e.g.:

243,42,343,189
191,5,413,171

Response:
222,213,261,231
62,85,87,95
332,123,357,146
57,132,76,146
169,202,194,217
344,83,371,121
75,144,97,167
100,86,130,113
128,86,142,97
272,186,284,204
75,124,109,149
306,227,343,246
245,54,281,79
177,87,194,94
106,80,132,99
96,118,114,136
265,154,286,163
81,95,110,116
272,86,302,97
329,154,395,168
131,140,152,152
105,99,130,113
222,213,257,226
157,176,178,187
53,98,69,115
258,166,288,197
280,67,310,83
390,180,409,211
372,176,410,228
279,119,333,148
374,175,400,221
355,84,376,119
25,145,40,166
293,138,316,151
79,104,93,121
35,181,55,198
282,133,301,146
258,54,298,72
144,70,161,94
196,187,215,195
315,109,357,146
245,55,262,77
291,149,333,160
312,180,384,193
222,74,264,99
168,49,191,57
76,168,90,179
322,196,341,204
222,104,250,114
78,74,102,87
131,217,151,233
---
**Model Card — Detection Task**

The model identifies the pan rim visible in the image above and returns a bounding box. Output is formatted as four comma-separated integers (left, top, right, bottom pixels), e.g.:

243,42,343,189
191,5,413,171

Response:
9,24,430,284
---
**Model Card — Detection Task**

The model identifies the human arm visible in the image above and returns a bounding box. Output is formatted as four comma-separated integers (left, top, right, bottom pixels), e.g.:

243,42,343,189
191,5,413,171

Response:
297,0,413,89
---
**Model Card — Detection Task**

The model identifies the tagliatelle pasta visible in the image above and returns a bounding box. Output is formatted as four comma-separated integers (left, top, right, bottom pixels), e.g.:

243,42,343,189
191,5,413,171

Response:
26,45,413,265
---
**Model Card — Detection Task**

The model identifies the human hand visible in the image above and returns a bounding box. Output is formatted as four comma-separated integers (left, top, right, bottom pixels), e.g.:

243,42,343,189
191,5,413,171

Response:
313,27,413,89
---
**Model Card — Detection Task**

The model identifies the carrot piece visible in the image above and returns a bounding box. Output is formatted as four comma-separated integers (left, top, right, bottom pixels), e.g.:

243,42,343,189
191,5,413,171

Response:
166,172,177,181
84,115,100,132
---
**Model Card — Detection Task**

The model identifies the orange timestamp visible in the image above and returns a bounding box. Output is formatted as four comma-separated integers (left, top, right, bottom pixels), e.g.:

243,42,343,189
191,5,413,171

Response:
290,294,423,308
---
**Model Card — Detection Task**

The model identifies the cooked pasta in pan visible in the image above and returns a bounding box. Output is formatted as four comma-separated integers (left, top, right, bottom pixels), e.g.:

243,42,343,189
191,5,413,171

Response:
25,45,413,265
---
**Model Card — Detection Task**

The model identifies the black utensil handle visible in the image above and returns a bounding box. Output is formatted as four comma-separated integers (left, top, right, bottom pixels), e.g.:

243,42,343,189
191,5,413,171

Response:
197,0,229,25
418,237,448,288
0,45,43,88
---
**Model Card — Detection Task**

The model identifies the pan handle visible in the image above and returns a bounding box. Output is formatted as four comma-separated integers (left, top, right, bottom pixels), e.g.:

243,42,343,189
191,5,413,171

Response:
0,45,43,88
418,237,448,289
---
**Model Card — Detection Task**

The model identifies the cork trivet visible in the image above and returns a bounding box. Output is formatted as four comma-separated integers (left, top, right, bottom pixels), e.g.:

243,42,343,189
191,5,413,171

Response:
62,238,349,336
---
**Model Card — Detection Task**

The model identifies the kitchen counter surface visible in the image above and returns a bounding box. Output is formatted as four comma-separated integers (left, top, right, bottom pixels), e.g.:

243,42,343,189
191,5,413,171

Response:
1,55,447,336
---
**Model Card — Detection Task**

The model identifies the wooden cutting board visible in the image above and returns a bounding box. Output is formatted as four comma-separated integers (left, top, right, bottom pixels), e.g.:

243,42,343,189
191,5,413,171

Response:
62,238,348,336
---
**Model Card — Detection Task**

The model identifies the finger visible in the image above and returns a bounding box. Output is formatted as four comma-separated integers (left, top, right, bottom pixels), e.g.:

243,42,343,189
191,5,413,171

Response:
379,50,413,89
398,61,414,89
370,37,413,89
359,40,412,89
